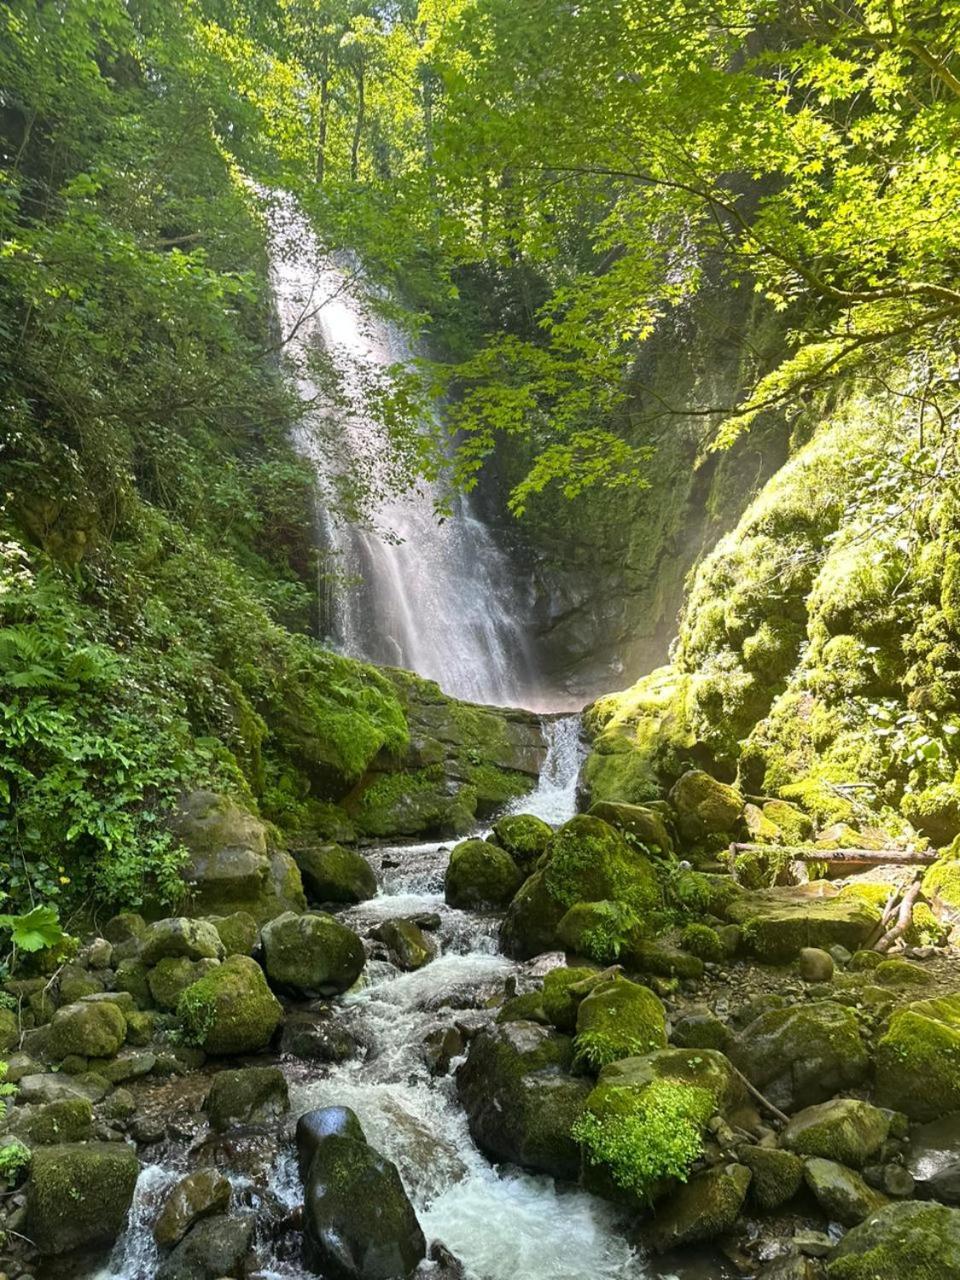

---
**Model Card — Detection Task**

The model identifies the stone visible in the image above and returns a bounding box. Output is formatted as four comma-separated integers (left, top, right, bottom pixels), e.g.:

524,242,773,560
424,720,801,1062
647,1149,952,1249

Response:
799,948,835,982
586,800,674,855
0,1006,18,1051
26,1141,139,1254
457,1021,590,1179
671,1010,731,1051
46,1000,126,1061
57,963,104,1005
156,1213,254,1280
876,993,960,1119
303,1132,426,1279
730,1001,869,1112
444,838,522,910
882,1164,915,1197
97,1050,157,1084
262,910,364,996
626,936,705,979
490,813,554,869
80,937,114,969
296,1105,366,1179
295,843,377,905
141,917,225,966
177,954,282,1055
669,770,744,846
804,1157,888,1226
758,1259,826,1280
16,1072,109,1105
148,957,220,1011
208,911,258,957
647,1162,752,1252
154,1170,232,1248
100,1086,136,1122
738,1144,805,1210
726,885,880,962
874,958,934,987
6,1097,93,1146
421,1025,466,1075
371,919,435,971
597,1047,745,1113
114,958,152,1006
172,789,306,923
541,966,602,1033
573,977,667,1069
499,870,567,960
783,1099,891,1168
825,1201,960,1277
204,1065,289,1132
281,1012,360,1062
103,913,147,946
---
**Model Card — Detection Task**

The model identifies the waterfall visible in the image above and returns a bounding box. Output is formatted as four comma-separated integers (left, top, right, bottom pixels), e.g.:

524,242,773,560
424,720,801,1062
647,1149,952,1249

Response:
267,195,537,708
510,714,584,826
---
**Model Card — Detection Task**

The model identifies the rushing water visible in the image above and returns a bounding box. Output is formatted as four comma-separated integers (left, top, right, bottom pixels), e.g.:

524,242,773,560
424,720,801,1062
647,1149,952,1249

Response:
266,196,538,708
508,715,584,826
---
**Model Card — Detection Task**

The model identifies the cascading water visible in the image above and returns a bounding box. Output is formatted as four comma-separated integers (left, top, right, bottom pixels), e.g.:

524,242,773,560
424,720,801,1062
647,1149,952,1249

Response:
267,196,537,707
508,714,584,826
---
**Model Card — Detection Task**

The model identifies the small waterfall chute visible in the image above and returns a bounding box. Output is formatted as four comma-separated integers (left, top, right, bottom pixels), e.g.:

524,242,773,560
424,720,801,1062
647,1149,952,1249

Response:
511,713,584,826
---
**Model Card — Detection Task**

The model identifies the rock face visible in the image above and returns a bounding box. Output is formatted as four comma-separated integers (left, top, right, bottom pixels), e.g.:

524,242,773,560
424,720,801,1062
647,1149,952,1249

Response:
826,1201,960,1277
204,1066,289,1132
295,843,377,904
876,993,960,1119
177,954,282,1054
153,1169,232,1248
783,1099,891,1168
457,1021,591,1179
46,1000,126,1060
730,1002,869,1112
262,910,365,995
725,885,880,961
26,1141,140,1254
444,838,522,910
301,1109,426,1280
172,789,306,923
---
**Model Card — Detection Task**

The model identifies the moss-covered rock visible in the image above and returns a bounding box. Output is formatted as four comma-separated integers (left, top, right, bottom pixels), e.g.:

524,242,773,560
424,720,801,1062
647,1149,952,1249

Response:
921,858,960,920
444,838,522,910
499,870,568,960
261,910,364,995
556,900,639,964
587,801,674,854
725,884,880,961
0,1005,18,1051
294,843,376,905
7,1097,93,1146
371,918,435,971
456,1020,590,1179
624,936,705,979
208,911,258,957
177,954,282,1055
46,1000,126,1061
730,1001,869,1112
26,1141,139,1254
204,1065,289,1132
114,959,153,1007
804,1157,888,1226
147,956,220,1011
647,1162,752,1252
544,816,660,916
826,1201,960,1279
678,922,724,961
669,770,744,849
783,1099,891,1168
671,1010,732,1051
156,1212,254,1280
153,1168,231,1249
876,993,960,1119
541,966,602,1032
574,977,667,1070
738,1144,804,1210
141,917,225,967
491,813,554,870
875,958,933,988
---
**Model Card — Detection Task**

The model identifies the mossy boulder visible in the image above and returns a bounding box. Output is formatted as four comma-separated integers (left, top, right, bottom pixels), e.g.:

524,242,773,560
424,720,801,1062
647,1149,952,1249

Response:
204,1065,289,1132
491,813,554,870
671,1010,731,1051
762,799,814,843
544,815,660,918
901,783,960,846
669,769,744,848
0,1005,18,1051
297,1105,367,1179
294,843,376,905
875,958,933,988
876,994,960,1119
541,966,603,1032
624,936,705,980
7,1097,93,1146
371,918,435,971
157,1213,254,1280
26,1141,139,1254
556,900,637,964
457,1020,591,1179
725,884,880,961
153,1168,231,1249
574,977,667,1070
172,789,306,923
114,959,152,1007
147,956,220,1011
46,1000,126,1061
177,954,282,1055
587,801,674,854
783,1099,891,1168
444,838,522,910
499,870,568,960
209,911,258,957
262,911,365,995
738,1145,804,1210
730,1001,869,1112
140,917,225,967
804,1157,888,1226
647,1162,752,1252
678,922,724,961
921,858,960,920
826,1201,960,1279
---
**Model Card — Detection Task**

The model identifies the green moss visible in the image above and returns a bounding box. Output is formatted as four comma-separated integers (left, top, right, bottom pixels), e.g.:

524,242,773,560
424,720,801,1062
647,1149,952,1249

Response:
876,994,960,1119
542,966,601,1032
573,977,667,1070
922,857,960,909
738,1145,804,1210
177,953,281,1055
445,838,522,910
557,900,638,963
875,958,934,988
826,1201,960,1279
544,815,660,921
491,814,554,869
496,991,549,1024
678,923,723,961
26,1142,140,1255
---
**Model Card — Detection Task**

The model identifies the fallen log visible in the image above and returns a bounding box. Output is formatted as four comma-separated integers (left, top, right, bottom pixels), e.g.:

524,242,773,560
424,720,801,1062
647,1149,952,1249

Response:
728,843,937,865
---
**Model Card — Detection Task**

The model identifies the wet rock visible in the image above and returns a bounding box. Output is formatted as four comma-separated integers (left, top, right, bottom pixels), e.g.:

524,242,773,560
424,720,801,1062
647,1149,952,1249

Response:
499,870,567,960
795,1231,834,1258
457,1021,590,1179
757,1258,826,1280
176,954,282,1055
262,911,365,996
799,948,834,982
490,813,554,870
302,1129,426,1279
444,838,522,910
205,1066,289,1132
156,1212,255,1280
281,1012,360,1062
783,1099,892,1168
371,919,436,971
295,843,377,905
6,1097,93,1146
825,1201,960,1277
574,976,666,1069
208,911,259,957
148,956,220,1011
738,1144,805,1210
420,1026,465,1075
587,800,674,855
803,1157,888,1226
646,1162,752,1252
421,1240,467,1280
141,918,226,967
908,1113,960,1202
882,1164,915,1197
154,1169,232,1249
876,993,960,1119
25,1141,139,1254
46,1000,126,1061
730,1001,868,1112
297,1105,366,1180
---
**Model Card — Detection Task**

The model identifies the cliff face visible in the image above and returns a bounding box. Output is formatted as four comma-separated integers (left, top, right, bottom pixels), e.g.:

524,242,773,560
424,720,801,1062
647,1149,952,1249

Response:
583,385,960,851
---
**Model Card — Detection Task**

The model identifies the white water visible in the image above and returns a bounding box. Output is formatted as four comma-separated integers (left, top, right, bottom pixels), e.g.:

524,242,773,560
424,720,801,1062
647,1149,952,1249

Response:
508,714,584,826
267,196,537,708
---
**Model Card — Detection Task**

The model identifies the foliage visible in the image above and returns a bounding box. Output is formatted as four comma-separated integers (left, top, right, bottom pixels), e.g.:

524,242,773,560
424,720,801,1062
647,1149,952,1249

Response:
0,904,67,955
0,1138,30,1189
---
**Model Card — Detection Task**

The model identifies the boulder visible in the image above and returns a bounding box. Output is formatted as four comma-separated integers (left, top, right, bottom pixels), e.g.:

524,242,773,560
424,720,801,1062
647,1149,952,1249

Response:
297,1105,366,1179
499,871,568,959
172,789,306,923
574,977,667,1070
0,1005,19,1051
669,770,744,847
490,813,554,870
671,1011,731,1051
804,1158,888,1226
262,910,365,995
103,912,147,947
6,1097,93,1146
783,1099,891,1168
444,838,522,910
826,1201,960,1278
371,918,435,971
46,1000,126,1061
588,800,674,854
26,1141,139,1254
153,1169,231,1248
303,1131,426,1279
457,1020,590,1179
148,956,220,1011
140,918,225,967
876,993,960,1119
156,1213,254,1280
543,815,660,919
204,1066,289,1132
647,1163,752,1251
626,936,705,979
177,954,282,1055
208,911,258,957
799,948,835,982
874,957,934,987
281,1012,360,1063
597,1047,744,1114
16,1071,109,1105
295,843,377,905
730,1002,869,1111
542,966,603,1033
726,885,879,962
738,1145,804,1210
